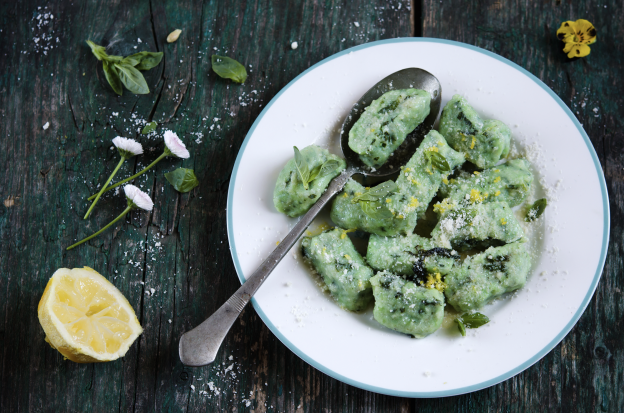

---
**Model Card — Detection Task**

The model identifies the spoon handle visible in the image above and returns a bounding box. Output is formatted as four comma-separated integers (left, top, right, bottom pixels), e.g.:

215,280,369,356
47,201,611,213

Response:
179,169,355,366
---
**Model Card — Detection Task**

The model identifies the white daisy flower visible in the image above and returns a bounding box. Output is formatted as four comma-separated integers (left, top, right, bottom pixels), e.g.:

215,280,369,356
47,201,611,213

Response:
124,184,154,211
163,130,190,159
68,184,154,250
112,136,143,158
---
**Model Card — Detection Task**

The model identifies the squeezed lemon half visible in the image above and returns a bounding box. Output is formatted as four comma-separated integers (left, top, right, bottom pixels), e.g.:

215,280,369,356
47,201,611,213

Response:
38,267,142,363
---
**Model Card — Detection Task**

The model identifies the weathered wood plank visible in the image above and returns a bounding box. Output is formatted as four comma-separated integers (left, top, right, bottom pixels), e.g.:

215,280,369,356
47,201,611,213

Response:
422,0,624,412
0,0,415,412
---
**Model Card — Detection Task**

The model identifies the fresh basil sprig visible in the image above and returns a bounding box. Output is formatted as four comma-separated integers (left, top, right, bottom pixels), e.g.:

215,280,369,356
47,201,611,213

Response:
455,312,490,336
141,121,158,135
425,150,450,172
293,147,341,190
165,168,199,193
525,198,547,221
211,55,247,83
351,181,398,203
86,40,163,95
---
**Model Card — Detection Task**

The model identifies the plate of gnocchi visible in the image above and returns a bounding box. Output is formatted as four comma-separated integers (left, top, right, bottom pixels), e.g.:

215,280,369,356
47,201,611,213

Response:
227,38,609,397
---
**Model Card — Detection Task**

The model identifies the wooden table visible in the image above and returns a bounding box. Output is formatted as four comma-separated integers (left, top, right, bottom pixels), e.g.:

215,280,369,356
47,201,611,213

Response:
1,0,622,411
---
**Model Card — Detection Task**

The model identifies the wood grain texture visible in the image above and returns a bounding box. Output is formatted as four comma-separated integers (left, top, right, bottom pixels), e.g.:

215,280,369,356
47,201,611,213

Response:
0,0,414,412
1,0,622,411
421,1,624,412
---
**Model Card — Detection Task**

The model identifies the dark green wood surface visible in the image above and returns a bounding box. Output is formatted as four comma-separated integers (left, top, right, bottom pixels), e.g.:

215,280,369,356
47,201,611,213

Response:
0,0,621,411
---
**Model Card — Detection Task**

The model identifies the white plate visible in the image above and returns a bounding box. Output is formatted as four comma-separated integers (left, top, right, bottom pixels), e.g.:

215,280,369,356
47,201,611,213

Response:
226,39,609,397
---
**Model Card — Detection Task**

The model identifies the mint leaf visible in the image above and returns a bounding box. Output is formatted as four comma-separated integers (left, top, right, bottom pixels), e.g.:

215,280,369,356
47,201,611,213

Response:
211,55,247,83
351,181,398,203
526,198,547,222
141,121,158,135
293,146,311,190
165,168,199,193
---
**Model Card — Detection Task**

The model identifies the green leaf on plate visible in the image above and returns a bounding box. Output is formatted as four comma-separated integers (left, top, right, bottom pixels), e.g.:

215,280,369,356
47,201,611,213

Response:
455,318,466,337
425,150,450,172
352,181,398,203
526,198,547,222
293,146,311,190
360,200,394,220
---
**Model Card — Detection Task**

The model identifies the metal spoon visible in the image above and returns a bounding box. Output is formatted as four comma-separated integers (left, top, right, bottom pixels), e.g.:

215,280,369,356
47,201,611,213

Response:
179,68,442,366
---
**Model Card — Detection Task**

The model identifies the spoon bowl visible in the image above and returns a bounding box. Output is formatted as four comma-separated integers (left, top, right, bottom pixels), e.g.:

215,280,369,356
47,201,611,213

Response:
179,68,442,367
340,68,442,178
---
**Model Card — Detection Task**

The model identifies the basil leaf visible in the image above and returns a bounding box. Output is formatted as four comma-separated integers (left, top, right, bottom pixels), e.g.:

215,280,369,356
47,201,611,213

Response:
455,318,466,337
293,146,310,190
352,181,398,203
211,55,247,83
141,121,158,135
308,164,322,183
114,63,149,94
129,51,164,71
315,159,342,180
425,150,450,172
122,55,142,67
86,40,108,61
460,312,490,329
102,60,123,96
105,55,124,63
360,201,394,220
526,198,547,222
165,168,199,193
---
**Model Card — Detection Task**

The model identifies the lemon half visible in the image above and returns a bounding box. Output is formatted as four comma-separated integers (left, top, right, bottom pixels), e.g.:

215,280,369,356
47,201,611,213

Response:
38,267,142,363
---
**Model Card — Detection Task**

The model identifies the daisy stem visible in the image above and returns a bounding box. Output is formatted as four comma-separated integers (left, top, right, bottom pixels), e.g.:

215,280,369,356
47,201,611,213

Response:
84,157,126,219
87,152,168,201
68,206,133,250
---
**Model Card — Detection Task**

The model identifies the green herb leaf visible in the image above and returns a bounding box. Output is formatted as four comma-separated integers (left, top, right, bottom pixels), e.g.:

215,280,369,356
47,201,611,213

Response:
425,150,451,172
211,55,247,83
308,164,322,183
165,168,199,193
114,63,149,94
455,318,466,336
141,121,158,135
351,181,398,203
309,159,341,183
460,312,490,329
86,40,108,61
360,201,394,220
102,60,123,96
526,198,547,222
122,54,142,67
293,146,310,190
316,159,342,180
128,51,164,71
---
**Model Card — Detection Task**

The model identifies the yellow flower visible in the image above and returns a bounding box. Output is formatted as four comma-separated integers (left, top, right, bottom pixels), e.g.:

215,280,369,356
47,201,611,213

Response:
557,19,597,58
